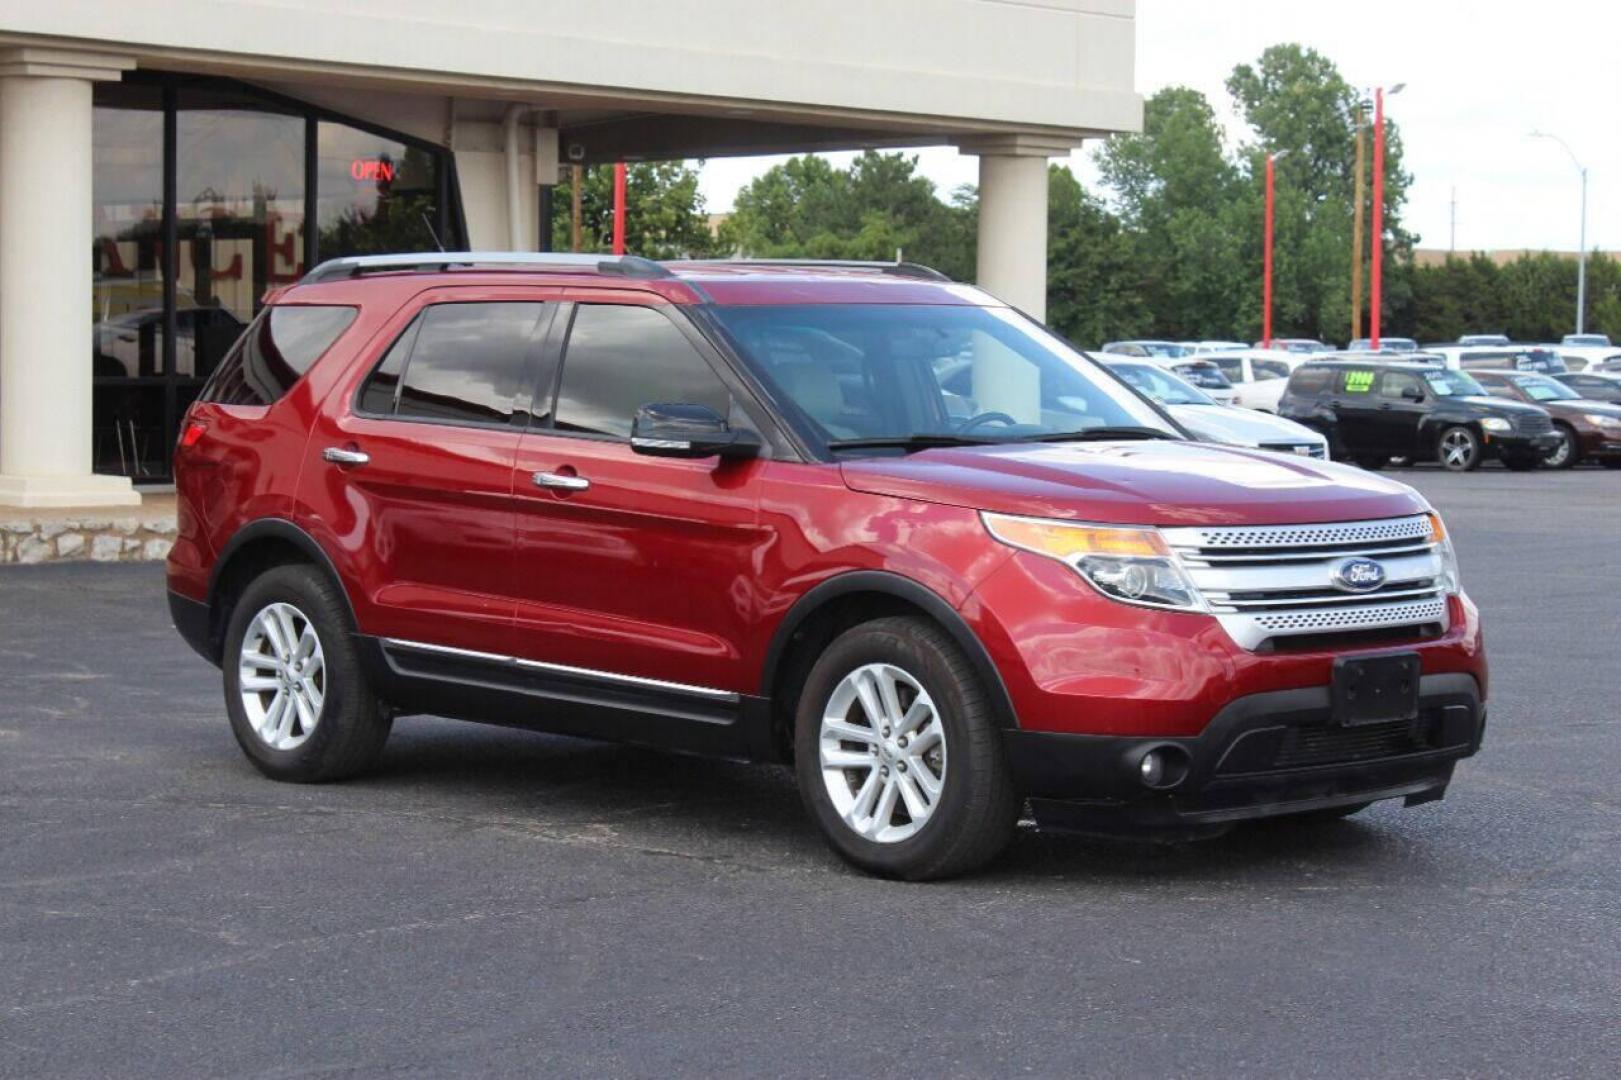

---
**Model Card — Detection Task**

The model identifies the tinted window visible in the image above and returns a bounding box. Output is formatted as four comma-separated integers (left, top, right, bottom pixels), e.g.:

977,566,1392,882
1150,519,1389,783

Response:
1209,355,1243,380
202,305,357,406
1253,359,1291,380
1174,363,1232,389
356,319,417,415
385,303,547,425
555,305,731,438
1288,367,1333,395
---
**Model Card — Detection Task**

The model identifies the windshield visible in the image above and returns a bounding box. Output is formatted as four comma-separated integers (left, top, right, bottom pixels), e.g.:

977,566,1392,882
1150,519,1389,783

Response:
1107,361,1217,406
1424,370,1486,397
709,304,1178,449
1173,362,1234,390
1510,374,1578,401
1567,335,1610,347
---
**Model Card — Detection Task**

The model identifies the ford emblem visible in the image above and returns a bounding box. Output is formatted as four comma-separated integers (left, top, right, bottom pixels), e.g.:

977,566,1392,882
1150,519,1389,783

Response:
1332,557,1387,593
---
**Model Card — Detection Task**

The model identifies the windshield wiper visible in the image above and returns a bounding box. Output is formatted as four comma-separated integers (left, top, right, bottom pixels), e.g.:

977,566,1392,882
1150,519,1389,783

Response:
1017,426,1181,443
825,434,998,453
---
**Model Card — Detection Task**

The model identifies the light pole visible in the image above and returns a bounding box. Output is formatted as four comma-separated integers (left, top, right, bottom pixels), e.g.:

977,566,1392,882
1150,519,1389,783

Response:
1263,150,1288,348
1530,130,1589,335
1369,83,1404,351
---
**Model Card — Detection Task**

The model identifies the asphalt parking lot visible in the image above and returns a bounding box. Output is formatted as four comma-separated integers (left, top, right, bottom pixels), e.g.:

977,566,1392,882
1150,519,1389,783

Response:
3,466,1619,1078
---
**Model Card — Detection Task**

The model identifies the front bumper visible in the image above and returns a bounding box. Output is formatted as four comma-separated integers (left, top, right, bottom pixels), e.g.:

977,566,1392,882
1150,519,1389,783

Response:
1005,672,1484,833
1485,431,1561,458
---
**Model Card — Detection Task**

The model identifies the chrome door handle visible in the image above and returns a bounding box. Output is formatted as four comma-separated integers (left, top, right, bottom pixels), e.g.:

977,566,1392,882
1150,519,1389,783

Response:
322,447,370,466
532,471,590,492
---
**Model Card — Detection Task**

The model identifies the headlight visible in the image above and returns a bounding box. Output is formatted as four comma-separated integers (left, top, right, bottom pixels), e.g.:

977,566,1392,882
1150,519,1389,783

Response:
1480,417,1512,433
981,513,1206,613
1427,511,1462,596
1584,413,1621,428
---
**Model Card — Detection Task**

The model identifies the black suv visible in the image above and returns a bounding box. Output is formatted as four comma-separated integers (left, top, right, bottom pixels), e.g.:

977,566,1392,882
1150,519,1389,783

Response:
1279,360,1560,472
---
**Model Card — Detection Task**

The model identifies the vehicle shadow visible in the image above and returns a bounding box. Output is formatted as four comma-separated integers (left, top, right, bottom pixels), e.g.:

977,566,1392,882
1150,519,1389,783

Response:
359,717,1408,884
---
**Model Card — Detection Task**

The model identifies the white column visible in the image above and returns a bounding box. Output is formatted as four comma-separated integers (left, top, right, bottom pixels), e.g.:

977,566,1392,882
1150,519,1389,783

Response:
959,135,1078,324
0,48,138,508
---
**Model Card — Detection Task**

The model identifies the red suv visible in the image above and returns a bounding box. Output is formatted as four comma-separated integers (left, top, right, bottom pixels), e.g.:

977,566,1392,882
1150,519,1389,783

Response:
167,253,1488,879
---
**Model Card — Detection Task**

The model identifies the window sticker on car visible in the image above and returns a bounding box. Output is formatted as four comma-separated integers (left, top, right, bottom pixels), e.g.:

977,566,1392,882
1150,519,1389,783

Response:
1343,370,1375,393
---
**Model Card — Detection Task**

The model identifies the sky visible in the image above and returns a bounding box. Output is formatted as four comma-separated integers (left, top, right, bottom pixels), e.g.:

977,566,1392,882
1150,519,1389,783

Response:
698,0,1616,254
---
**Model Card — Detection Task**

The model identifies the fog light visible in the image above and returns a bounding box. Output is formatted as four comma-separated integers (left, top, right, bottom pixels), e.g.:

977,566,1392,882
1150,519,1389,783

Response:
1136,745,1190,790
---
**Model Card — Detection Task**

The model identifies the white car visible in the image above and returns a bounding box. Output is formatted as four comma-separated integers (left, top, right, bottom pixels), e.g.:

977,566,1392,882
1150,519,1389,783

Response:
1100,339,1191,359
1562,333,1612,348
1542,344,1621,373
1193,349,1306,413
1253,338,1332,355
1141,357,1238,405
1187,340,1250,354
1103,358,1329,459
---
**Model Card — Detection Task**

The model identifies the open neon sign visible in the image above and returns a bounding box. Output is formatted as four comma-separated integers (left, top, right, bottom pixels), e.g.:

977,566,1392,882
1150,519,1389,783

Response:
350,158,396,182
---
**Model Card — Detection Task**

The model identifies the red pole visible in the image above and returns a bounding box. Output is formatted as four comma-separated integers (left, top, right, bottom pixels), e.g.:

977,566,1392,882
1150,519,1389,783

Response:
1370,88,1385,350
612,162,627,255
1263,153,1275,349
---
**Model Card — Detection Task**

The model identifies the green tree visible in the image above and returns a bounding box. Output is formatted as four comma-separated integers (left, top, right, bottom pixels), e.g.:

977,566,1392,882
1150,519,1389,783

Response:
1046,165,1150,346
717,151,975,280
551,161,717,259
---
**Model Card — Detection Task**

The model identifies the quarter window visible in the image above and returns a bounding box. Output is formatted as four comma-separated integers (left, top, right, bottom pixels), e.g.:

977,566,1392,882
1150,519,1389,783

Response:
201,305,357,406
554,305,732,438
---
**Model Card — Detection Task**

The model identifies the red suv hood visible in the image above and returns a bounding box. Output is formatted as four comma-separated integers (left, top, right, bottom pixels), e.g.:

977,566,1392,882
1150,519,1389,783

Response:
840,440,1427,526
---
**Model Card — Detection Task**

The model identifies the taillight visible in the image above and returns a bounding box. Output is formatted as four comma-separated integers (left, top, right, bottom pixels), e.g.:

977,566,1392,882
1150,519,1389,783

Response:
179,420,207,449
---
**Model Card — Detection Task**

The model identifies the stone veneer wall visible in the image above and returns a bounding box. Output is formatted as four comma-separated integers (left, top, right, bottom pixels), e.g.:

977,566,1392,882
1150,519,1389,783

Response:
1,515,177,565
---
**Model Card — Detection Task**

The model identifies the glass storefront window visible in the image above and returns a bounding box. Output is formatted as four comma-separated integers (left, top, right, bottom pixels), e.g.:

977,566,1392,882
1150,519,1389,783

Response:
88,74,461,482
92,92,167,477
317,123,442,259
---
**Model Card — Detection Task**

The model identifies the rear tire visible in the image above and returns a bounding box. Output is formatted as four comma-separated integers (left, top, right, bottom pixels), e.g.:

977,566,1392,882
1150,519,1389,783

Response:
794,616,1019,880
1543,423,1579,469
222,563,391,783
1437,425,1482,472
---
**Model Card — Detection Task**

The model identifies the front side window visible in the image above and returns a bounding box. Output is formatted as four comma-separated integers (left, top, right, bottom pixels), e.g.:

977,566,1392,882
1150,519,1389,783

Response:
554,305,732,438
358,302,547,425
710,304,1175,449
1378,371,1424,400
202,305,357,406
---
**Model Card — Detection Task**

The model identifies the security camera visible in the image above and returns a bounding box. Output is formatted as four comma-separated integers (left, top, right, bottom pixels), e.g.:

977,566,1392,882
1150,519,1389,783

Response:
566,143,586,163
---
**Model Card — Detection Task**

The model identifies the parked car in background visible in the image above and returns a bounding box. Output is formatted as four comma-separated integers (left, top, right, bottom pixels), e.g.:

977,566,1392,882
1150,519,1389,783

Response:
1544,345,1621,372
1187,340,1249,354
1431,346,1567,374
1552,369,1621,404
1346,337,1419,353
165,253,1489,880
1562,333,1612,347
1101,340,1190,358
1160,358,1238,404
1203,349,1298,390
1278,360,1559,472
1253,338,1332,354
1457,334,1511,346
1470,369,1621,469
1104,358,1328,458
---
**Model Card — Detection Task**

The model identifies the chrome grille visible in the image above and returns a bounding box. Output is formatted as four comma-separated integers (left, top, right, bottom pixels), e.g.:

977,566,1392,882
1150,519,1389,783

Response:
1259,442,1327,459
1162,514,1449,650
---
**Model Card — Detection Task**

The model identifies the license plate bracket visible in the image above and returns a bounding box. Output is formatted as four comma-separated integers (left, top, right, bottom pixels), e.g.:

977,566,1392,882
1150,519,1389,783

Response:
1331,653,1421,726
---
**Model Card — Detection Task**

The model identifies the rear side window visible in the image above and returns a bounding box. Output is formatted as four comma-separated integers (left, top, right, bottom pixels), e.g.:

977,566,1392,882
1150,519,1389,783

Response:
357,302,550,426
1253,358,1291,381
553,305,732,438
1338,369,1377,394
201,305,357,406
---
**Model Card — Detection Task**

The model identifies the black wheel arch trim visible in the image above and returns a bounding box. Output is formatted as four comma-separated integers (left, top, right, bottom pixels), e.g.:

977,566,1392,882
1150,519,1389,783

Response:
761,570,1019,730
204,517,359,661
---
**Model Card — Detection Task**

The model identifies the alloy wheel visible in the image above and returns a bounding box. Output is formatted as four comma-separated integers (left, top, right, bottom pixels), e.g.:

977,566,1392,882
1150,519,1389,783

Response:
818,662,948,844
237,602,326,751
1544,429,1574,468
1439,428,1477,470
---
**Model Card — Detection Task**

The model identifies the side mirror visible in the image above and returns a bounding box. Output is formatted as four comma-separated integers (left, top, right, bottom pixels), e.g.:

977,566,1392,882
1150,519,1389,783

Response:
1402,386,1425,401
630,403,760,460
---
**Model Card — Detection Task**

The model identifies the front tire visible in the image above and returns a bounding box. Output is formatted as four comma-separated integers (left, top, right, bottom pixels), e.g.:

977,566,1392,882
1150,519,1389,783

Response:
1354,455,1388,471
794,616,1019,880
1437,425,1482,472
223,563,391,782
1544,423,1579,469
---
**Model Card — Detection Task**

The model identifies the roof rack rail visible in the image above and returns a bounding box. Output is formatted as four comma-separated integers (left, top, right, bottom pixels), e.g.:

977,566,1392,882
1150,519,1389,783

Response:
298,251,673,285
676,258,952,282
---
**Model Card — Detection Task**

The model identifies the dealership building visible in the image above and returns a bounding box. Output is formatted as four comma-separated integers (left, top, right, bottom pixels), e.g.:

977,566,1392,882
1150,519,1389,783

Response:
0,1,1139,507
